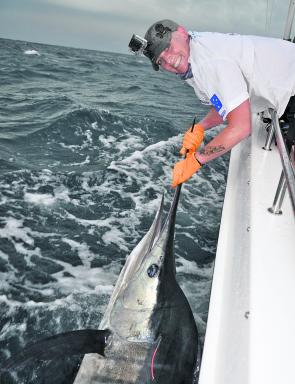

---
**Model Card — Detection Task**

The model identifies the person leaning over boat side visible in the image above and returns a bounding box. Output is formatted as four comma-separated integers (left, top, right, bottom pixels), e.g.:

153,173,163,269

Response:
128,20,295,187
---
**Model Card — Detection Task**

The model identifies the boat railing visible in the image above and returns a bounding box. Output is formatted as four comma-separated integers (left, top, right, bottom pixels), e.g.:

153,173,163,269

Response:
263,108,295,215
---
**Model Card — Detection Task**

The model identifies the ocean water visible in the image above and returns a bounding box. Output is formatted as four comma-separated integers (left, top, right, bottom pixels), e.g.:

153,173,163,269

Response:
0,37,229,383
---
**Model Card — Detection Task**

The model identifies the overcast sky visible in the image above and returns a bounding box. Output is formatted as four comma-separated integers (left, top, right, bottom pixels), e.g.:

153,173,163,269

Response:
1,0,294,53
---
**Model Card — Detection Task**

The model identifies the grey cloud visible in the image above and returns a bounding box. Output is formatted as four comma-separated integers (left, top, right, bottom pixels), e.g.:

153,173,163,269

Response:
0,0,293,52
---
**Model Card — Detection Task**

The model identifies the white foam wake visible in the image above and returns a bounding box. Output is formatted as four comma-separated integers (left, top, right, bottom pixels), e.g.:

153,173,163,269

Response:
24,49,40,56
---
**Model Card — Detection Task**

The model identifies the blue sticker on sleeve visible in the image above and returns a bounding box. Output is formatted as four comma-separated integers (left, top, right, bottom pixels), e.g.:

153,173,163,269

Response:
210,94,223,112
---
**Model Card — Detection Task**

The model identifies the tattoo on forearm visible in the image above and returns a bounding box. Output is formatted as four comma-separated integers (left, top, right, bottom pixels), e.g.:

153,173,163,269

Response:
199,145,226,156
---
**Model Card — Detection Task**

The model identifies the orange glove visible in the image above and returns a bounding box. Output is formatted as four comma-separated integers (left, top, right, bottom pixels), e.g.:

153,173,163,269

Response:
172,153,202,188
179,123,204,156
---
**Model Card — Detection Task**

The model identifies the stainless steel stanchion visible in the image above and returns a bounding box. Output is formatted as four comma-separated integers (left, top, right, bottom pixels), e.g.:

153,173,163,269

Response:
263,121,275,151
268,171,287,215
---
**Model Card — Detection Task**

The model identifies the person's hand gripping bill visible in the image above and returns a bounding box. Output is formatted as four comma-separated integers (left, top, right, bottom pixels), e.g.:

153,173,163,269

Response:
172,123,204,188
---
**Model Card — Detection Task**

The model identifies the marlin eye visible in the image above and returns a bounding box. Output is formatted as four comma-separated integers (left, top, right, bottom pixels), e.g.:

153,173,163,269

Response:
147,264,159,278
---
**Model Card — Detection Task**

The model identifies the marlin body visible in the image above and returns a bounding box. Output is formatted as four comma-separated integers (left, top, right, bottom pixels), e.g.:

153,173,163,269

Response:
1,187,200,383
74,187,200,384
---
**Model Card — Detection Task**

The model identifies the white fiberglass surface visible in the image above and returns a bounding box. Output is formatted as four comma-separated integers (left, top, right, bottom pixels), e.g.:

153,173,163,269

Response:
199,114,295,384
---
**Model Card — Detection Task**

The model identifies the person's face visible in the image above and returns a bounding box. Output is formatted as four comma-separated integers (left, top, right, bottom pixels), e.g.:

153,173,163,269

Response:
156,27,190,74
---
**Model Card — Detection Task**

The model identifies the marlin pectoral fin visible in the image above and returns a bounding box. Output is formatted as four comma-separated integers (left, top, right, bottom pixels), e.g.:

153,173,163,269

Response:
1,329,111,372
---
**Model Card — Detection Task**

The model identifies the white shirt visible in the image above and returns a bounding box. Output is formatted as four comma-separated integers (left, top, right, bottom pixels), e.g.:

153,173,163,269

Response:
186,31,295,119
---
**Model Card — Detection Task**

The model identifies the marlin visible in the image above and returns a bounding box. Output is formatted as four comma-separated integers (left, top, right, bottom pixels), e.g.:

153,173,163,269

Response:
1,186,200,383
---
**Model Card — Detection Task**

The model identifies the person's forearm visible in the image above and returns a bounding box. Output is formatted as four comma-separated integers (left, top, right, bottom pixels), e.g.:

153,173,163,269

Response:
199,107,224,130
197,99,251,164
196,123,250,164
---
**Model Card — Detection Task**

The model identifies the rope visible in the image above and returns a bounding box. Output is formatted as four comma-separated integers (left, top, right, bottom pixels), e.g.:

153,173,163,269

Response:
265,0,275,34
